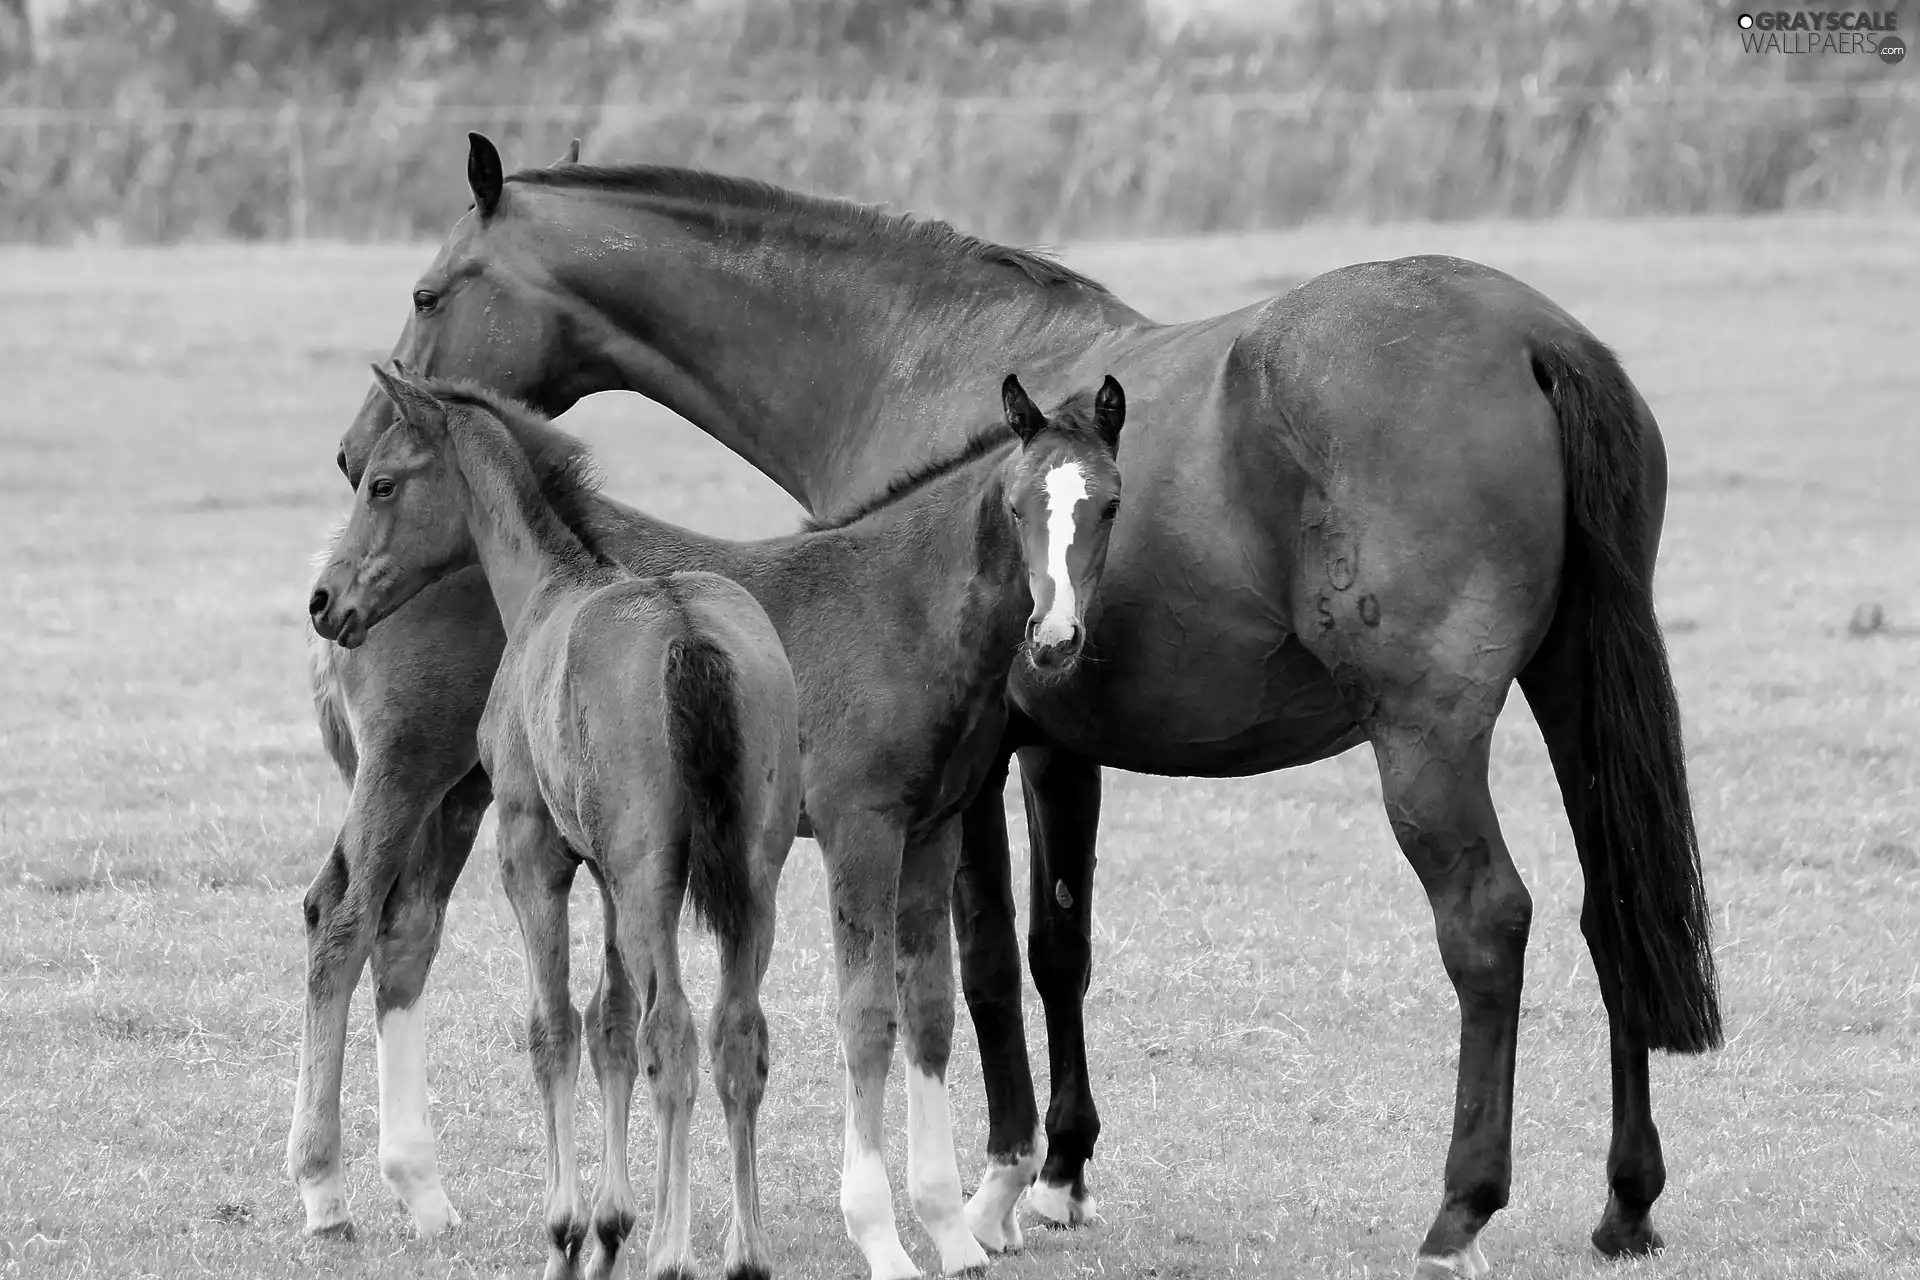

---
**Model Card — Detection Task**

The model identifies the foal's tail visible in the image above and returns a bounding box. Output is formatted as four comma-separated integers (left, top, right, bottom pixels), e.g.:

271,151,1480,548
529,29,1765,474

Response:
1531,337,1723,1055
662,631,754,946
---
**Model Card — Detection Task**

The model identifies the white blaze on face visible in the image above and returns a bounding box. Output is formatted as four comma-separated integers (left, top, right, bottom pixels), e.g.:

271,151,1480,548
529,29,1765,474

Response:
1035,461,1089,647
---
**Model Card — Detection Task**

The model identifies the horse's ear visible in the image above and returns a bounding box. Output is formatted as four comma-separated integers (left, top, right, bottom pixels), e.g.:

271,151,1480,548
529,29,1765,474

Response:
369,362,448,437
468,132,504,221
1094,375,1126,450
558,137,581,165
1002,374,1045,446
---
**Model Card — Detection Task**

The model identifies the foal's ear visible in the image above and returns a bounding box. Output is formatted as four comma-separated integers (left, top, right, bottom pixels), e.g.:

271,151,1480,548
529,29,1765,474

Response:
1002,374,1046,446
468,132,505,221
369,362,448,436
557,137,581,165
1094,375,1126,451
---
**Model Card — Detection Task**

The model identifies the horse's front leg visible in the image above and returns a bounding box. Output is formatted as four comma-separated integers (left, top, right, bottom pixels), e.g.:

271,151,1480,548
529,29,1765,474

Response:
1015,744,1104,1227
899,820,991,1275
496,794,588,1280
288,756,447,1238
953,745,1043,1253
819,808,920,1280
1370,705,1530,1280
368,764,491,1238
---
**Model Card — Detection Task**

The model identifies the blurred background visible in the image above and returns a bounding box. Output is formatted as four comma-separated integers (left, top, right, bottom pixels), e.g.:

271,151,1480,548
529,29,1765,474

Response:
1,0,1915,244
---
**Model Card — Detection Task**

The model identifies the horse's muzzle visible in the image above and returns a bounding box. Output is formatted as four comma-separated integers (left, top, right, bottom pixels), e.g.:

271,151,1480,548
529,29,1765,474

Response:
308,587,367,649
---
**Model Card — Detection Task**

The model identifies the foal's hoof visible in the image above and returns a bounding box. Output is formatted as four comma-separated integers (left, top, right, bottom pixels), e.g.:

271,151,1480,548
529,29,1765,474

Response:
1411,1240,1488,1279
406,1194,461,1238
1024,1178,1098,1228
1591,1198,1664,1258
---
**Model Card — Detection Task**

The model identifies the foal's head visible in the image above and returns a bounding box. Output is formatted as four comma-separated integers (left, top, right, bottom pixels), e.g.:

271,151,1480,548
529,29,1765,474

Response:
999,374,1126,677
309,365,474,649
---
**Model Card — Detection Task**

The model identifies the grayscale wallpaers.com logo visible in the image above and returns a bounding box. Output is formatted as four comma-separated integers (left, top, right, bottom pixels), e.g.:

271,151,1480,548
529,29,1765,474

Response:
1737,10,1906,63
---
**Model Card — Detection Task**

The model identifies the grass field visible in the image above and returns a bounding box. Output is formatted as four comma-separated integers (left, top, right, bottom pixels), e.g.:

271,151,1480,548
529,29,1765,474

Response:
1,217,1917,1280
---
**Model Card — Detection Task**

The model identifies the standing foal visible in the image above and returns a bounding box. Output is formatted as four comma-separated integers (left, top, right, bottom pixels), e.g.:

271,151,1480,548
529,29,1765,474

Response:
310,364,802,1280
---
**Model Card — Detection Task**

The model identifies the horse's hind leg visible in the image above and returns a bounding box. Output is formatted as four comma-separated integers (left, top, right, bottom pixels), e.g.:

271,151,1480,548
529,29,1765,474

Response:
497,794,588,1280
288,757,449,1238
1369,695,1531,1280
1520,628,1666,1257
1017,745,1103,1227
610,843,701,1280
709,830,785,1280
955,745,1042,1253
580,868,642,1280
368,764,491,1237
899,820,990,1275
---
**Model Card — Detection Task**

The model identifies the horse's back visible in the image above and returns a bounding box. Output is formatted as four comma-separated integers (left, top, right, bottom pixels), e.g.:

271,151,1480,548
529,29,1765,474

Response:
520,571,796,856
1012,255,1610,771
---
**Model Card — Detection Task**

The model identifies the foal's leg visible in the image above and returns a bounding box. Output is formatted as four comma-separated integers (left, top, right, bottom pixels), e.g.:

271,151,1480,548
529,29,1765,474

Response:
821,811,920,1280
289,757,450,1238
1521,628,1667,1257
898,820,991,1275
1369,699,1531,1280
1016,745,1103,1227
955,747,1042,1253
612,847,702,1280
497,795,589,1280
369,764,491,1237
710,832,785,1280
580,869,643,1280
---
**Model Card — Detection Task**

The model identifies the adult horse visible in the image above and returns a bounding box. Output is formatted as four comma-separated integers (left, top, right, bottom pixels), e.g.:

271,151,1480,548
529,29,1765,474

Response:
298,134,1718,1278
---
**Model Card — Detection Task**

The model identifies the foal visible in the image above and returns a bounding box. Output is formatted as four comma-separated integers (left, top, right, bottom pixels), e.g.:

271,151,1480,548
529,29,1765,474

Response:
316,364,1127,1279
310,365,802,1280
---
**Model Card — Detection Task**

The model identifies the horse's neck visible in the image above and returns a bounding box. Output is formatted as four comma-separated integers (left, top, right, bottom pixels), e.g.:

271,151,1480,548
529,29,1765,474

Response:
815,467,1030,680
450,424,603,633
541,190,1145,513
583,464,1027,682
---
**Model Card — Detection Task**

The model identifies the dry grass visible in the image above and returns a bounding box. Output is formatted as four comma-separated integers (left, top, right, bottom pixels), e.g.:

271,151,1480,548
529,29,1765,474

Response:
1,218,1917,1279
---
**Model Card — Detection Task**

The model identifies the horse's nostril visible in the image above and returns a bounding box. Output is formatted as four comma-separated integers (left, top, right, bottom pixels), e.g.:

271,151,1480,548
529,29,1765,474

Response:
335,447,348,478
309,588,330,618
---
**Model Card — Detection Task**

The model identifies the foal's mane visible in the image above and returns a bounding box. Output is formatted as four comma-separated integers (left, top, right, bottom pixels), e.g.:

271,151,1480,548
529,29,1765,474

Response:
507,162,1112,296
803,385,1109,533
417,377,613,563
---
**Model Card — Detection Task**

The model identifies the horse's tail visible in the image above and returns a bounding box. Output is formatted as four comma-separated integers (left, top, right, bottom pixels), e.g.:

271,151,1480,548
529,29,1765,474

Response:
1531,336,1722,1054
662,629,753,946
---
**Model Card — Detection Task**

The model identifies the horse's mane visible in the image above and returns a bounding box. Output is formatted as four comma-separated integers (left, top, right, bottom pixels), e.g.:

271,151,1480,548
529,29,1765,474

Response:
803,385,1108,532
801,430,1012,533
419,377,612,562
506,162,1112,297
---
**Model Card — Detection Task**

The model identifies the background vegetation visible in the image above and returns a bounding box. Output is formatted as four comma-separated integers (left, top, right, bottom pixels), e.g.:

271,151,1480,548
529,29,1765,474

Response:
1,0,1914,243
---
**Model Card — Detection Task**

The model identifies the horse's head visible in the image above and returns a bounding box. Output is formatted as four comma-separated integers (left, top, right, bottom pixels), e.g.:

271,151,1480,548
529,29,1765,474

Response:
999,373,1126,678
312,365,472,649
336,133,605,487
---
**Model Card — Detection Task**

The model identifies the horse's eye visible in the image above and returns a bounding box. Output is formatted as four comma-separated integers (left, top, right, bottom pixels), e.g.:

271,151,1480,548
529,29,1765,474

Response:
412,289,438,314
369,477,396,499
1102,499,1120,520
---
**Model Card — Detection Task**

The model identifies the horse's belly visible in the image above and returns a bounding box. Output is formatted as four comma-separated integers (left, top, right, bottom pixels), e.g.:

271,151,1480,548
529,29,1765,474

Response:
1012,626,1363,778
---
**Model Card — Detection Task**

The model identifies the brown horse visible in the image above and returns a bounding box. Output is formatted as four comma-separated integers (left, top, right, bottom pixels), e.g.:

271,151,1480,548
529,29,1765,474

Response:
298,135,1718,1278
308,365,1128,1277
310,363,802,1280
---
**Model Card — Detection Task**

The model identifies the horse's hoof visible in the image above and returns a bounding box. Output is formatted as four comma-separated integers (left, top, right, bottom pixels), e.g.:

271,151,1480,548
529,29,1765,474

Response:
408,1194,461,1238
1591,1208,1664,1258
964,1199,1024,1255
1411,1240,1488,1279
1024,1179,1097,1228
